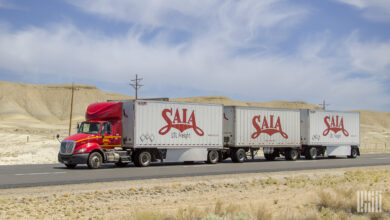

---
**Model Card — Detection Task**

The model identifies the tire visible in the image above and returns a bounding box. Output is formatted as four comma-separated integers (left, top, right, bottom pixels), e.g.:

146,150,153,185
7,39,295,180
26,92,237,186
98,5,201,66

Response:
134,151,151,167
231,148,246,163
88,152,103,169
285,148,299,161
65,164,77,169
305,147,317,160
348,147,358,159
264,153,276,161
207,150,219,164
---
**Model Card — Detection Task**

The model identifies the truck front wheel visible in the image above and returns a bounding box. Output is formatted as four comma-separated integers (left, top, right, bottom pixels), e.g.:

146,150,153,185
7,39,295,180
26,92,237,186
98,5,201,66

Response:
88,152,103,169
134,151,151,167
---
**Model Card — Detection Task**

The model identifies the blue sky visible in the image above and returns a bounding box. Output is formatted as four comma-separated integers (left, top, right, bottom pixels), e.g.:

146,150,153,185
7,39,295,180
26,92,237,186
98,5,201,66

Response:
0,0,390,111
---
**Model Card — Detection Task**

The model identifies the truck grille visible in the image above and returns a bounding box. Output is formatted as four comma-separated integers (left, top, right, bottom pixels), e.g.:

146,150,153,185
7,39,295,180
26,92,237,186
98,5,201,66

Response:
60,140,76,155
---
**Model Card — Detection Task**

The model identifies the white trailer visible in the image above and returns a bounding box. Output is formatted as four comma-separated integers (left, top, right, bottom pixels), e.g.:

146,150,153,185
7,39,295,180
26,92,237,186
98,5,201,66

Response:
300,109,360,159
223,106,301,161
122,100,223,165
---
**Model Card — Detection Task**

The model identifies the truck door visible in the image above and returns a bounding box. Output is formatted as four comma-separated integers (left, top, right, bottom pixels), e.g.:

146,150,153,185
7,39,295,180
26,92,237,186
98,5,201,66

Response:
101,122,114,148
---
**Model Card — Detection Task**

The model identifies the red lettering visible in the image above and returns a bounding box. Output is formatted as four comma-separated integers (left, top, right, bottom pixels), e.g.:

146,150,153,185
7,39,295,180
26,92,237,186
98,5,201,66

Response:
251,115,288,139
159,108,204,136
323,115,349,136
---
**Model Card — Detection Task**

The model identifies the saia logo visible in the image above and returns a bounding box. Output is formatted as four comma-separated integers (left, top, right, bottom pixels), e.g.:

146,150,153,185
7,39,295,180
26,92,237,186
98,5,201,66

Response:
159,108,204,136
251,115,288,139
323,115,349,136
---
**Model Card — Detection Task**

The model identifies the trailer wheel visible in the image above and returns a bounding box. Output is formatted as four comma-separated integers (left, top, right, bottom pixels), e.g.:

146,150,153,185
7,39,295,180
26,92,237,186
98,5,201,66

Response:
207,150,219,164
65,164,77,169
134,151,151,167
88,152,103,169
305,147,317,160
285,148,299,161
232,148,246,163
264,153,276,161
348,147,358,159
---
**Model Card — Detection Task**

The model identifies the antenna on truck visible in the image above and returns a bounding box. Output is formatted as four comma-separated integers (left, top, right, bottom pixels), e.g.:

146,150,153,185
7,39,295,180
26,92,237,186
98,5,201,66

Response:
129,74,143,100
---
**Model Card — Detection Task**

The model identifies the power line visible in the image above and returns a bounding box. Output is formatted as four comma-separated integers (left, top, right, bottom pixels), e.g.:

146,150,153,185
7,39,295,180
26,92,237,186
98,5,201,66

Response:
129,74,143,100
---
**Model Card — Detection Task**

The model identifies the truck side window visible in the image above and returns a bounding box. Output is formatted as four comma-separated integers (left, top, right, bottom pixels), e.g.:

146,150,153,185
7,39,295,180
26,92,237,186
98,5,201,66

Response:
102,122,112,135
107,123,112,134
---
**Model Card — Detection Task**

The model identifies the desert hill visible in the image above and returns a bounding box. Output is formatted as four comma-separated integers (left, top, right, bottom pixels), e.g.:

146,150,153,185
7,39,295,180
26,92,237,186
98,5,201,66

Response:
0,81,133,123
0,81,390,151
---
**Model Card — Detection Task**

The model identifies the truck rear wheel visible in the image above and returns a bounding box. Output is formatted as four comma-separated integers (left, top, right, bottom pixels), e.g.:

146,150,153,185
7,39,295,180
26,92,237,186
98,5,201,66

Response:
207,150,219,164
88,152,103,169
264,153,276,161
285,148,299,161
348,147,358,159
232,148,246,163
134,151,151,167
305,147,317,160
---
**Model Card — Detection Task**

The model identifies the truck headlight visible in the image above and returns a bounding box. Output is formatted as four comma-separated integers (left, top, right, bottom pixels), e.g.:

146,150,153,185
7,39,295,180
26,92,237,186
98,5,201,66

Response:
76,148,86,153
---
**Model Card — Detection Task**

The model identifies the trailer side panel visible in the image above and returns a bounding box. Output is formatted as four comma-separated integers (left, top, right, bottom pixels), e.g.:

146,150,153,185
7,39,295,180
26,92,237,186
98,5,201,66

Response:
134,101,223,149
232,107,300,147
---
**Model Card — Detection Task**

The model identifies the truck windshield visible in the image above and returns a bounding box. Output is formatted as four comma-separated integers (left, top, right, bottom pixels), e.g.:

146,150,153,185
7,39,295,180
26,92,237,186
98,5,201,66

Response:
78,122,101,135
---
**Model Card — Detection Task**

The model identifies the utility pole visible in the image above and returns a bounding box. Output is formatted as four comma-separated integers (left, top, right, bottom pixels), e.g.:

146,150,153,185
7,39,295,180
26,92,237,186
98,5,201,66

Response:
319,100,330,110
68,83,75,136
130,74,143,99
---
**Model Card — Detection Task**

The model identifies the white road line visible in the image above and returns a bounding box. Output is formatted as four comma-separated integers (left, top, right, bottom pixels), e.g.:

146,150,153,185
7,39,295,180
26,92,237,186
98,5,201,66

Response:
15,172,66,176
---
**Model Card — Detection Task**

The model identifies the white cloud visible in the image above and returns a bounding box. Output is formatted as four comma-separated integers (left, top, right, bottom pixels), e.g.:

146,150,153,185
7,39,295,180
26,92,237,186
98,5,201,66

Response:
336,0,390,22
67,0,308,47
0,22,389,110
0,1,389,110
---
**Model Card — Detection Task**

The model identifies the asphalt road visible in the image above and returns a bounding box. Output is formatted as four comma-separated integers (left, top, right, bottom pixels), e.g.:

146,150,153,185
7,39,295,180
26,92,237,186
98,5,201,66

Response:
0,154,389,189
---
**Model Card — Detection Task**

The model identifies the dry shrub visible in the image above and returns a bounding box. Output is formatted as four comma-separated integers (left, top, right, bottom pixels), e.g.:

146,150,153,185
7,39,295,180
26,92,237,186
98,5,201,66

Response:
254,203,273,220
133,211,168,220
177,206,206,220
316,188,356,213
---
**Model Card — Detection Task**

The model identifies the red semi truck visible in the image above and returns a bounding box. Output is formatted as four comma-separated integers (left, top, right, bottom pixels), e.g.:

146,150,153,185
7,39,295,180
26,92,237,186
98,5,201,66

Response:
58,100,223,168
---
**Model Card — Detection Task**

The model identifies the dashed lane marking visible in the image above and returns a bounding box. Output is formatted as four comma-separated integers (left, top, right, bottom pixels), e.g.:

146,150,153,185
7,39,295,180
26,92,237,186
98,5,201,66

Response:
15,172,66,176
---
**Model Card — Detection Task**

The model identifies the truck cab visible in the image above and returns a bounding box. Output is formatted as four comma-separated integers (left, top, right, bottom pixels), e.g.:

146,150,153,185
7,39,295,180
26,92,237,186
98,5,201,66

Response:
58,102,129,168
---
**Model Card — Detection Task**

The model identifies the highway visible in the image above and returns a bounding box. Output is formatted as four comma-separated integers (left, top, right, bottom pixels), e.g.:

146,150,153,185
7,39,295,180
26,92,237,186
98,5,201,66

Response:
0,154,389,189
